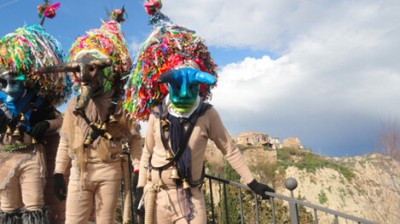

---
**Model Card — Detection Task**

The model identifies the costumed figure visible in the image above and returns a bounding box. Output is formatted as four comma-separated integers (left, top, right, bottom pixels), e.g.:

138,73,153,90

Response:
124,1,275,223
0,23,71,223
39,8,142,224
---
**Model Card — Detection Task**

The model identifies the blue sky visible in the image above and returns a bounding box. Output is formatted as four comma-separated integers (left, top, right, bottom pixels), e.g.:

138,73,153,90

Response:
1,0,400,157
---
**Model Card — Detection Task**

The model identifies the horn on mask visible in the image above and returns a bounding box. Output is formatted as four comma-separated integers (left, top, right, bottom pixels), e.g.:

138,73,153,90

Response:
35,62,80,74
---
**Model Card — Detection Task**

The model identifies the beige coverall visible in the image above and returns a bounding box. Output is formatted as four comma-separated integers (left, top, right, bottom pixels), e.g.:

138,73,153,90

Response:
0,112,62,216
138,102,255,224
54,91,142,224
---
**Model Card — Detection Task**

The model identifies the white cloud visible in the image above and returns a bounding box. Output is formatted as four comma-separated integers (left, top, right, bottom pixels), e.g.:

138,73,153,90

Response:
212,55,301,112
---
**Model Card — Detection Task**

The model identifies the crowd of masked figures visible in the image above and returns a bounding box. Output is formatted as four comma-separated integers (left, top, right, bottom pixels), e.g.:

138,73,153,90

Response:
0,1,296,223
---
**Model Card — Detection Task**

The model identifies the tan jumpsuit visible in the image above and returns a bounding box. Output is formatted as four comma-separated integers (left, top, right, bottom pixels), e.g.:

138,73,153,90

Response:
54,91,142,224
0,112,62,215
138,102,255,224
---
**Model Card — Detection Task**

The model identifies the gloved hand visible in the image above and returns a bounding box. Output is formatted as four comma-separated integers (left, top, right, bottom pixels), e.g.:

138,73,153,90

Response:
134,187,144,224
30,121,50,141
53,173,67,201
248,179,275,200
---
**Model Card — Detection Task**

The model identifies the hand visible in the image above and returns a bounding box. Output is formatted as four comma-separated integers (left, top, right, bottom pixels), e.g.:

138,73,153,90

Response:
30,121,50,141
53,173,67,201
134,187,144,224
248,179,275,200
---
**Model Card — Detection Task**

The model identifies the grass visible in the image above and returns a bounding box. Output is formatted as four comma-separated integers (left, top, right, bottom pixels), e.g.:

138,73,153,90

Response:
277,147,355,180
318,190,328,204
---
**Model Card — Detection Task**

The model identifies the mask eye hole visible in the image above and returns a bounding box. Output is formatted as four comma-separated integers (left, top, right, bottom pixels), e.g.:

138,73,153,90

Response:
189,84,196,90
0,79,6,89
89,66,95,72
170,84,181,91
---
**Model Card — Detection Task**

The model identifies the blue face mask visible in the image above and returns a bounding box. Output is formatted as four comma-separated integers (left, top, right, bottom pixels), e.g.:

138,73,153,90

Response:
0,74,25,103
158,67,216,113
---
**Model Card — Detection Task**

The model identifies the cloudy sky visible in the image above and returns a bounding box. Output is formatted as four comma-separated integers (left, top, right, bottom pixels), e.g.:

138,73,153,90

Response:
1,0,399,157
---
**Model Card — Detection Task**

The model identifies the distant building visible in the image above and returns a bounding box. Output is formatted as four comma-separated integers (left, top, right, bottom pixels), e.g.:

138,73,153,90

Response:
234,132,303,150
282,137,303,149
268,137,281,150
236,132,268,146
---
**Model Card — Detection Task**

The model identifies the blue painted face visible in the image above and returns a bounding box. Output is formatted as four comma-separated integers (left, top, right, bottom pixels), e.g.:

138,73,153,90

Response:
0,73,25,103
158,67,216,113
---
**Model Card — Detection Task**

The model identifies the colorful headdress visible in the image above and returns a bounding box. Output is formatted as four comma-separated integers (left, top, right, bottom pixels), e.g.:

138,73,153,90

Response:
0,25,72,106
69,16,132,92
123,0,218,120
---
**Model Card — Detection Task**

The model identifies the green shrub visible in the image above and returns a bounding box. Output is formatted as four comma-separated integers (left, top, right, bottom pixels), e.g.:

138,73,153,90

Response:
318,190,328,204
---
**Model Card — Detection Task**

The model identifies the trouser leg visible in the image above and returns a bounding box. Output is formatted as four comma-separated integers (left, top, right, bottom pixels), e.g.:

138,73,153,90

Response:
173,187,206,224
19,157,49,223
0,156,48,223
149,186,206,224
19,158,45,212
94,179,121,224
65,179,93,224
0,173,22,212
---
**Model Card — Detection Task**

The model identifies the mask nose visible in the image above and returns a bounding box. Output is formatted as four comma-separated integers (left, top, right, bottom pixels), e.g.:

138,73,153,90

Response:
178,75,191,98
80,64,92,85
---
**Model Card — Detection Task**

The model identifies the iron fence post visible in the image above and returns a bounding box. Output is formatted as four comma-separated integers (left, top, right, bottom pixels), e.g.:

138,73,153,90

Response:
208,178,215,224
223,183,229,224
271,197,277,224
285,177,299,224
238,188,244,224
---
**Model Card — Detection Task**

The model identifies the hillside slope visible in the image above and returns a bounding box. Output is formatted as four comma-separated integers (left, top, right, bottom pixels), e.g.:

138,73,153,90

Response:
205,143,400,224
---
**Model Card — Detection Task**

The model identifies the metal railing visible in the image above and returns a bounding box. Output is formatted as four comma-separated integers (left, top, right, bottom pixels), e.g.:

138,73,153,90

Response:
203,174,378,224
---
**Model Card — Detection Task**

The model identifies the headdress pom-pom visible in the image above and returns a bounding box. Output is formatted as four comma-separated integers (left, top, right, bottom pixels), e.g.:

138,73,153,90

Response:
109,7,126,23
144,0,162,15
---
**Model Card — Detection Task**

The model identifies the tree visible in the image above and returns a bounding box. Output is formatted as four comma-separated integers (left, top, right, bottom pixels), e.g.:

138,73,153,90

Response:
376,119,400,161
370,119,400,223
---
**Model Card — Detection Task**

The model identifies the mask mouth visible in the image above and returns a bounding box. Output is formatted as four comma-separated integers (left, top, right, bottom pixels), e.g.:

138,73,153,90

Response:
171,104,195,113
91,85,104,97
4,88,26,103
172,101,195,109
170,94,200,113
